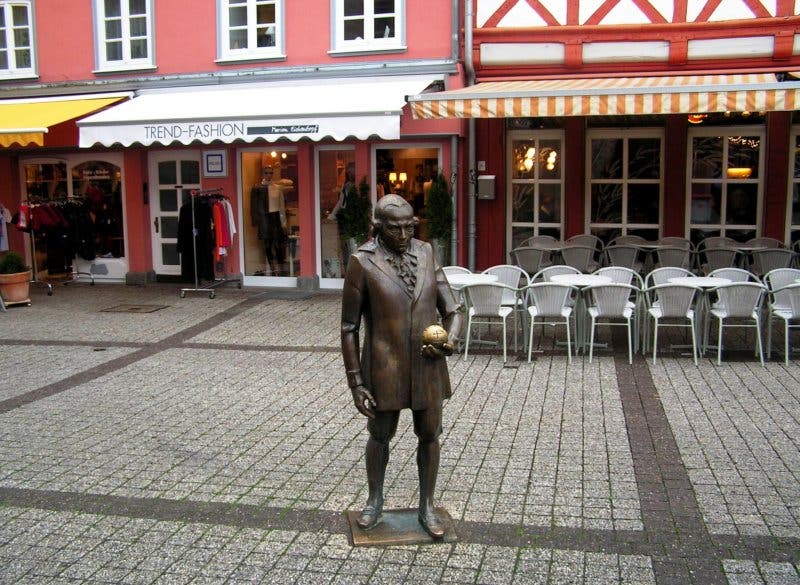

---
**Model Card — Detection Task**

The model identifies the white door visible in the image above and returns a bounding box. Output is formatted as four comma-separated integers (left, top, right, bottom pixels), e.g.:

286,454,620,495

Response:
148,151,201,275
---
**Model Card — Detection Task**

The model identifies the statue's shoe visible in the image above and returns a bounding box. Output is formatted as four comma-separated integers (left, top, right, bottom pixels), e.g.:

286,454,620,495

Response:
356,505,382,530
418,509,446,539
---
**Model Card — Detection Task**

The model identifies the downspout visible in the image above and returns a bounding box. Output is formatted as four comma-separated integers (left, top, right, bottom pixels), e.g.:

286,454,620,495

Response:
465,0,476,270
450,0,459,264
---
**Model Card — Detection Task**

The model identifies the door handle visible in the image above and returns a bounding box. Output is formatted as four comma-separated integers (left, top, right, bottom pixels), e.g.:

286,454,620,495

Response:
153,217,159,233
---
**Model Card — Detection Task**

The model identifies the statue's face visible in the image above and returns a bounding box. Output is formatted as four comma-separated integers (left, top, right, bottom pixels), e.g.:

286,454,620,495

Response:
380,206,415,254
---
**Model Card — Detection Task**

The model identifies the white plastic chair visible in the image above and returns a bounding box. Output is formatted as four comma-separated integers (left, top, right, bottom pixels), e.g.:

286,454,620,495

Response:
532,265,580,283
604,245,643,273
654,246,692,270
750,249,795,277
645,267,693,288
482,265,530,350
658,237,693,250
584,283,639,364
510,246,553,277
442,265,472,277
766,283,800,365
696,236,737,251
519,235,557,247
462,283,516,362
708,282,767,366
523,282,577,363
699,247,738,274
561,244,599,273
707,267,759,283
645,284,699,365
566,234,603,253
745,236,784,249
609,235,647,246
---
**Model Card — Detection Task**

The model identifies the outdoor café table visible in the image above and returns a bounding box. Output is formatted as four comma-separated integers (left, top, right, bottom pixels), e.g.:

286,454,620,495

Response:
550,273,612,352
669,276,731,354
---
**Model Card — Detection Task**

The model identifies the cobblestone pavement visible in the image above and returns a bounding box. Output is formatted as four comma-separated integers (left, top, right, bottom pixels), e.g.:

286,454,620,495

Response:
0,282,798,584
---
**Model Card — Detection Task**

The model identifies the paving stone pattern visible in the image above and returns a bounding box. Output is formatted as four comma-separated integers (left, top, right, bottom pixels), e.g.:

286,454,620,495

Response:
0,283,798,584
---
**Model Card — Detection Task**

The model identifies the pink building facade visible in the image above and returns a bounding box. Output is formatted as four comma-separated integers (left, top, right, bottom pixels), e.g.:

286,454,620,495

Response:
0,0,466,288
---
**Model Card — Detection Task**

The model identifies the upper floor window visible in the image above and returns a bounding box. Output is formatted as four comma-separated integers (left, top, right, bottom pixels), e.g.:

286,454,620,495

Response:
0,1,36,79
331,0,405,54
219,0,284,61
94,0,154,72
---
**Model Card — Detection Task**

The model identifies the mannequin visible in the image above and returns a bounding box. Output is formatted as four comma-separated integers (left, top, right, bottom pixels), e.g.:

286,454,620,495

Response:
250,165,288,275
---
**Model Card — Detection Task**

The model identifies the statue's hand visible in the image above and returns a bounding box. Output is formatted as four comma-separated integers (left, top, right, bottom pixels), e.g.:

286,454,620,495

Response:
421,341,454,359
352,385,376,419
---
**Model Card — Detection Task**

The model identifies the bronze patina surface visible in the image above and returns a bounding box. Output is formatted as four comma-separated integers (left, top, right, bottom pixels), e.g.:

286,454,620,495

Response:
346,508,457,547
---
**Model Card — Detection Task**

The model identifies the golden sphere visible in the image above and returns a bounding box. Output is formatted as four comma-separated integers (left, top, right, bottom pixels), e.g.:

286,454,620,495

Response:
422,324,449,347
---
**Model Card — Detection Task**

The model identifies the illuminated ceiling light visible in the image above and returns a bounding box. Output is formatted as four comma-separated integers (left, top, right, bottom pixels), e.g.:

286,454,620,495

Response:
525,147,536,158
727,167,752,179
741,111,751,117
687,114,707,124
523,158,534,171
281,152,287,159
270,150,277,158
389,172,397,183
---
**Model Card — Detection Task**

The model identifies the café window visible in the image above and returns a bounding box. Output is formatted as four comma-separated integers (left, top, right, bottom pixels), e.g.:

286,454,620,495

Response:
0,0,36,79
587,129,663,244
688,127,763,246
331,0,404,54
788,128,800,246
507,130,563,249
94,0,154,72
218,0,284,61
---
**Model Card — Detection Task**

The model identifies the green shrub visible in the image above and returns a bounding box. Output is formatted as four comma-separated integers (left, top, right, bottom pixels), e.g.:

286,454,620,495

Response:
340,176,372,244
0,251,27,274
424,173,452,242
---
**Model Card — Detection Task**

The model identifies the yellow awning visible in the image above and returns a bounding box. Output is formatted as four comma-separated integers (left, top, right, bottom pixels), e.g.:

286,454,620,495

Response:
409,74,800,119
0,93,130,147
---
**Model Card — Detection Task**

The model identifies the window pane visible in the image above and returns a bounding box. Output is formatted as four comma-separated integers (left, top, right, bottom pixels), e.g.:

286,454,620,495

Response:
105,41,122,61
539,140,560,178
591,183,622,223
627,184,659,224
181,161,200,184
159,189,178,211
511,227,534,249
105,0,121,18
628,138,660,179
793,185,800,224
511,141,536,179
692,136,722,179
162,243,179,266
374,17,394,38
229,30,246,49
539,183,560,223
11,5,28,25
229,6,246,26
344,19,364,40
14,48,29,67
0,9,5,26
130,16,147,37
129,0,146,15
257,25,275,47
256,3,275,24
13,28,29,48
690,183,721,224
158,161,177,185
511,184,534,223
591,139,622,179
105,20,122,40
727,136,760,179
539,226,560,239
0,34,5,49
130,39,147,59
344,0,364,17
0,51,7,69
725,183,758,225
161,217,178,239
375,0,394,13
726,228,755,242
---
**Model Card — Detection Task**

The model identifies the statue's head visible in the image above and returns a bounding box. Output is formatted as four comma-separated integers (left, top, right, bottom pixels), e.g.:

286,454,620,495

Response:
373,194,417,254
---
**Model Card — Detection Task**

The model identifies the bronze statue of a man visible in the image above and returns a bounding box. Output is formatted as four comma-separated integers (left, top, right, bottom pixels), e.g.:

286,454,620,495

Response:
340,194,462,538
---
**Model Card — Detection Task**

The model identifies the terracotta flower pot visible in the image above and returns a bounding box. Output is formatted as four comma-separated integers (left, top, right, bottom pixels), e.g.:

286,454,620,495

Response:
0,270,32,304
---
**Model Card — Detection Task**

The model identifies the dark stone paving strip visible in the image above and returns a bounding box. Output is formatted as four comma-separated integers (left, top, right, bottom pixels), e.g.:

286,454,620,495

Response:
0,297,263,415
1,487,796,563
0,339,151,348
615,353,727,584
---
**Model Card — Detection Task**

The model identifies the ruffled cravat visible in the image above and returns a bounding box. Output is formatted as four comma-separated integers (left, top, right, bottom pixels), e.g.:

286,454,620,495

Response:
386,250,417,293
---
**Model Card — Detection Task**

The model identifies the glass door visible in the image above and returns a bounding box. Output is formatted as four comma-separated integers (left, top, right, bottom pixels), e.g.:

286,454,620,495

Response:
148,151,201,276
317,146,355,287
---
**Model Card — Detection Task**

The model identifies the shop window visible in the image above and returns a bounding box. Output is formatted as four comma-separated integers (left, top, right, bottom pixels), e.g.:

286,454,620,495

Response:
218,0,284,61
587,130,662,244
330,0,405,54
318,148,355,280
688,128,763,246
508,131,563,248
241,149,299,277
93,0,154,72
0,1,36,79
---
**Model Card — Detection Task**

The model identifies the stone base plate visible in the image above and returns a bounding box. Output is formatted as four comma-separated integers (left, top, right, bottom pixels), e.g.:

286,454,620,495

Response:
346,508,457,547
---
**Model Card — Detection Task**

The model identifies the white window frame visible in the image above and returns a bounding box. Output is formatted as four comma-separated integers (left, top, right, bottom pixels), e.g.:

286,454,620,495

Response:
506,129,564,250
217,0,285,62
0,0,36,80
93,0,155,73
685,125,765,241
787,126,800,246
330,0,405,55
585,127,664,240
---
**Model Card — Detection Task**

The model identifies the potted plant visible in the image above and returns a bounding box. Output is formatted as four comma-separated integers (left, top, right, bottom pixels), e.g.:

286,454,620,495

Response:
340,176,372,253
424,172,453,266
0,251,32,306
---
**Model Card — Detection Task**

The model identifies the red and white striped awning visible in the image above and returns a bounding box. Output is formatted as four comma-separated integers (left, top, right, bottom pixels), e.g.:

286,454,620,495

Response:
408,74,800,119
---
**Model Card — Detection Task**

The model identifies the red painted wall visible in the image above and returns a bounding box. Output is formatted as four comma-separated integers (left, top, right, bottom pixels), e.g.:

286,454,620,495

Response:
763,111,791,240
474,118,505,270
33,0,454,83
663,116,688,237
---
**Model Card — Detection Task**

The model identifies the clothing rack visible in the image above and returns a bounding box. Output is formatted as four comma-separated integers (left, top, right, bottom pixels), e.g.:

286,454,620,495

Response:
180,188,242,299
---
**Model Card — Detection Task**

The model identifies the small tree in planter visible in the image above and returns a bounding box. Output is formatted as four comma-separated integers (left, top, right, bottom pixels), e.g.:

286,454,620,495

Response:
340,176,372,251
0,251,32,306
424,173,453,266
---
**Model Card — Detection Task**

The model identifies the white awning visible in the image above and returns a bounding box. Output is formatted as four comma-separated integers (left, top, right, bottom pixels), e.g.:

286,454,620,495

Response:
78,75,436,147
409,74,800,119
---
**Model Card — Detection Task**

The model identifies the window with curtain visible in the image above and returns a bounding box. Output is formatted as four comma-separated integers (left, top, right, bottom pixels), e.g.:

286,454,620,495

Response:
587,129,663,244
94,0,154,72
0,1,35,79
219,0,284,60
331,0,404,53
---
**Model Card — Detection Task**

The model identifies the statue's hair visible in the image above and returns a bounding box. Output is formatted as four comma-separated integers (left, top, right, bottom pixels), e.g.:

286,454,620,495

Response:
372,195,418,236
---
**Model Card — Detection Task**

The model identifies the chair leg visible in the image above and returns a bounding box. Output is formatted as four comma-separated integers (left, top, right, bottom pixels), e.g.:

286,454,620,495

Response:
527,316,535,363
755,318,764,367
464,319,472,361
786,319,790,366
565,317,572,364
652,321,659,365
767,315,773,359
690,318,698,366
588,318,596,363
717,319,723,365
627,320,632,364
502,318,507,362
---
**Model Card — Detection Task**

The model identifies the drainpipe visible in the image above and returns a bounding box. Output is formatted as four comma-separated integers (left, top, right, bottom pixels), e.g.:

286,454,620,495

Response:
465,0,476,270
451,135,458,263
